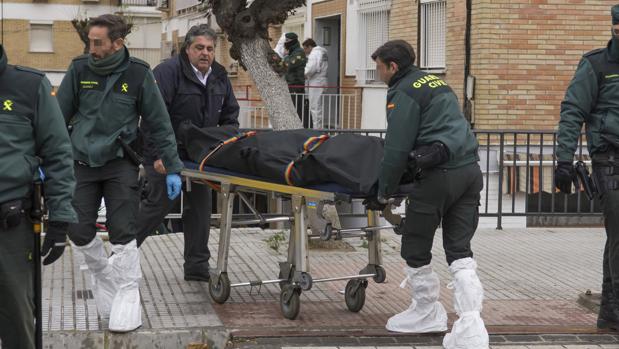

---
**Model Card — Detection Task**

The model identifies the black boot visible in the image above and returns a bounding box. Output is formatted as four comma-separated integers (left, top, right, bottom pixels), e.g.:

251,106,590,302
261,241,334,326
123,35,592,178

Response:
598,243,619,331
597,284,619,330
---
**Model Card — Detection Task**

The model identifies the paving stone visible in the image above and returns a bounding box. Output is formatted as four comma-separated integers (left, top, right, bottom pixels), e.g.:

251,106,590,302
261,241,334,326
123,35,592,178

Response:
503,335,544,343
577,335,618,343
41,227,610,347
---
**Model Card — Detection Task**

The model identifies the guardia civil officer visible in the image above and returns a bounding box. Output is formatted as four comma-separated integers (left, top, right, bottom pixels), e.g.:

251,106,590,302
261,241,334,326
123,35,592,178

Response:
367,40,489,348
0,44,77,348
283,32,311,127
56,14,183,332
555,4,619,332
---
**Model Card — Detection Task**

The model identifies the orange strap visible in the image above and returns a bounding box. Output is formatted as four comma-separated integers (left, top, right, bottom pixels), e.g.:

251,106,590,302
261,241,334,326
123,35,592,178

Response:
198,131,257,172
197,131,257,192
284,135,330,185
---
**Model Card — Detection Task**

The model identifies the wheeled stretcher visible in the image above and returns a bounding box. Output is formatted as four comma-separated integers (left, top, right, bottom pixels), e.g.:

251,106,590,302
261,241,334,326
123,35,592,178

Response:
181,162,401,320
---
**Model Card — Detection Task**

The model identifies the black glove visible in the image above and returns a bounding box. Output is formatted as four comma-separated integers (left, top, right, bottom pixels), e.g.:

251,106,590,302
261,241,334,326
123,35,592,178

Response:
42,221,68,265
363,195,388,211
554,161,577,194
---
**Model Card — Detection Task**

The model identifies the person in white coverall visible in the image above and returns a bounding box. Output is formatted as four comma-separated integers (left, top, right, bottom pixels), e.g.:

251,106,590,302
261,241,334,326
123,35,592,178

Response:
302,38,329,129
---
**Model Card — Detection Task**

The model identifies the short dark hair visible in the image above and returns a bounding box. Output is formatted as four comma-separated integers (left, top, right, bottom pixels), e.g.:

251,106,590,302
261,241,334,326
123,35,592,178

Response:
371,40,415,69
88,14,130,42
183,24,217,51
302,38,317,48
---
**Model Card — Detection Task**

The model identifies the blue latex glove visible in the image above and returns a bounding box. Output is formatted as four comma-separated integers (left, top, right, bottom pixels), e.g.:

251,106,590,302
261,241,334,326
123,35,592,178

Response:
38,167,46,181
166,173,182,200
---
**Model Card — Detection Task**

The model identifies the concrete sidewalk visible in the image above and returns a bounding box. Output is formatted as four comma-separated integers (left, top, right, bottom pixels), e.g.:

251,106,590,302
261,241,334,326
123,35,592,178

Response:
39,225,610,348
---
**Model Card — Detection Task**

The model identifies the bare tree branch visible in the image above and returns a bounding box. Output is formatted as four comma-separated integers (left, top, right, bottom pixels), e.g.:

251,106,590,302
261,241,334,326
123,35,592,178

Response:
206,0,305,130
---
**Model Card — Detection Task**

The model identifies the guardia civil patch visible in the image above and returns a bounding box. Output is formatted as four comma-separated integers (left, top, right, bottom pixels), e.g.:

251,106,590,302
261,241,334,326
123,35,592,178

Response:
3,99,13,111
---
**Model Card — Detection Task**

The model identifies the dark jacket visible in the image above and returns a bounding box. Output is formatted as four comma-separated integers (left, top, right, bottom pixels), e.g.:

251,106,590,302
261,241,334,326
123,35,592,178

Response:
557,39,619,161
144,52,240,162
284,42,307,86
57,47,183,173
0,45,77,223
379,66,479,197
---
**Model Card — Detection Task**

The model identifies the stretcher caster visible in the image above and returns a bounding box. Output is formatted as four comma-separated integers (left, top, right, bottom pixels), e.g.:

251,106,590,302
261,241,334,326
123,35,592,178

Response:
299,272,313,291
280,285,301,320
209,273,231,304
373,265,386,283
345,279,367,313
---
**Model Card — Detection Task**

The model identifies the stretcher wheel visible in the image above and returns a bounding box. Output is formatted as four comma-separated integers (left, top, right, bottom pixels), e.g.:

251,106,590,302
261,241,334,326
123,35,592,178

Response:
373,266,386,283
345,279,367,313
209,273,231,304
280,285,301,320
321,224,333,241
299,272,313,291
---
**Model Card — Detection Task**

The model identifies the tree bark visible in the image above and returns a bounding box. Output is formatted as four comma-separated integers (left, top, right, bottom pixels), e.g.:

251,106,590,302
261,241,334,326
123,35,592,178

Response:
209,0,306,130
239,38,303,130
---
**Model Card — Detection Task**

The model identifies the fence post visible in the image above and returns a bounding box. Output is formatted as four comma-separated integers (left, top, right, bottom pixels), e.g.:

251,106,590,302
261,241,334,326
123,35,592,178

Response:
497,133,504,230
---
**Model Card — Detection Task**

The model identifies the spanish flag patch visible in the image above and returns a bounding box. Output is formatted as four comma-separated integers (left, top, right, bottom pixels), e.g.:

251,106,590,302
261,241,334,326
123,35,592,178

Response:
387,103,396,110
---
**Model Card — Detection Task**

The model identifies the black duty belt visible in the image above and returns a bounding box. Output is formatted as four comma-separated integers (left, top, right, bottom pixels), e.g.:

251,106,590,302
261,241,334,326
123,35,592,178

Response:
0,198,30,230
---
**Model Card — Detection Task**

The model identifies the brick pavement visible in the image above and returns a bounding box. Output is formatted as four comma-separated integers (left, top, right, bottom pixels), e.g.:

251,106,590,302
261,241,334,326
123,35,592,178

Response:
39,226,611,347
208,226,604,336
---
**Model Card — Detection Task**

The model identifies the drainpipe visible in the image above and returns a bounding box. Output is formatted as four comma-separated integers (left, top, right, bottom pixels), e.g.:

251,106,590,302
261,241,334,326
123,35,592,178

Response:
463,0,473,124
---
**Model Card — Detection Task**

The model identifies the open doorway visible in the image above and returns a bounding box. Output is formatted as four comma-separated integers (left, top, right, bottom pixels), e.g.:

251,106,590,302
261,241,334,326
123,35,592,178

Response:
314,15,341,128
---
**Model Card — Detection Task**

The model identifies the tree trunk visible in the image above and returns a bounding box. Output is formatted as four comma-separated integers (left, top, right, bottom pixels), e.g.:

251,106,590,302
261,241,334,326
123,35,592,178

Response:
239,37,303,130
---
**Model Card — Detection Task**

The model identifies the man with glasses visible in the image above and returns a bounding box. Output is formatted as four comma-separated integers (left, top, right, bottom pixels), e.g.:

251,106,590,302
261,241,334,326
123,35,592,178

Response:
555,4,619,331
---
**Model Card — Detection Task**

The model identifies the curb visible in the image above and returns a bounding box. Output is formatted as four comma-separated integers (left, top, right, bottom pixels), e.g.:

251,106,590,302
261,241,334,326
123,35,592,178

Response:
43,327,230,349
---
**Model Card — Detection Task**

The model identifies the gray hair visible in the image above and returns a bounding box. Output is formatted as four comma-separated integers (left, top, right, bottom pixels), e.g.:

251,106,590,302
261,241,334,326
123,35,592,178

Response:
182,24,217,50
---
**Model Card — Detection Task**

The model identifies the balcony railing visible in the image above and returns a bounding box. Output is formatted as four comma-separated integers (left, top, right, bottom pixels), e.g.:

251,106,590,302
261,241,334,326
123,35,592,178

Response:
119,0,157,6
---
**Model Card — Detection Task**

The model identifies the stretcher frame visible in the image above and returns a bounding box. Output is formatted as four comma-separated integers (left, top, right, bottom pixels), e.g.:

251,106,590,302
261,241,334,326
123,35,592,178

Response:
180,167,389,320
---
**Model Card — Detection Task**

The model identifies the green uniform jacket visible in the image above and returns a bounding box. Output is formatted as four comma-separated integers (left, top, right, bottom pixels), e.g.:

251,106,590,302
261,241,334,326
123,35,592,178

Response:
379,66,479,197
557,40,619,161
0,46,77,223
284,43,307,86
57,48,183,173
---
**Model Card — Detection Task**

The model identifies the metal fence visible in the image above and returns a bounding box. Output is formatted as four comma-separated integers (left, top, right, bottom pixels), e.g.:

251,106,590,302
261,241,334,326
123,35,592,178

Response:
234,85,363,130
155,129,599,231
331,129,600,228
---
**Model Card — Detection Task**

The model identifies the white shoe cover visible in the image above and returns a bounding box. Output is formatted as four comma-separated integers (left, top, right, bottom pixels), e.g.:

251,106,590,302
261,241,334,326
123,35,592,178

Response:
74,237,117,319
108,240,142,332
443,258,489,349
386,265,448,333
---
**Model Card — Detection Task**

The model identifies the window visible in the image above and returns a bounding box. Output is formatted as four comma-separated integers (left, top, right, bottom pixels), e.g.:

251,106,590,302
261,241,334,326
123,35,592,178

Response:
175,0,200,14
282,7,305,44
420,0,446,70
356,0,391,84
30,23,53,53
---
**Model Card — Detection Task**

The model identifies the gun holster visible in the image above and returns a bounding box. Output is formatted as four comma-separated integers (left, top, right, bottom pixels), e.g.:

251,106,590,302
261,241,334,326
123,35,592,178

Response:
408,142,449,177
0,200,24,230
574,161,597,200
117,135,144,166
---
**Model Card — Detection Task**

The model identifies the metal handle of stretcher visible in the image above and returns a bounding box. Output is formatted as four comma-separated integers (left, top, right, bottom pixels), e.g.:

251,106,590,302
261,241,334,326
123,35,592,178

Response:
230,273,377,288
